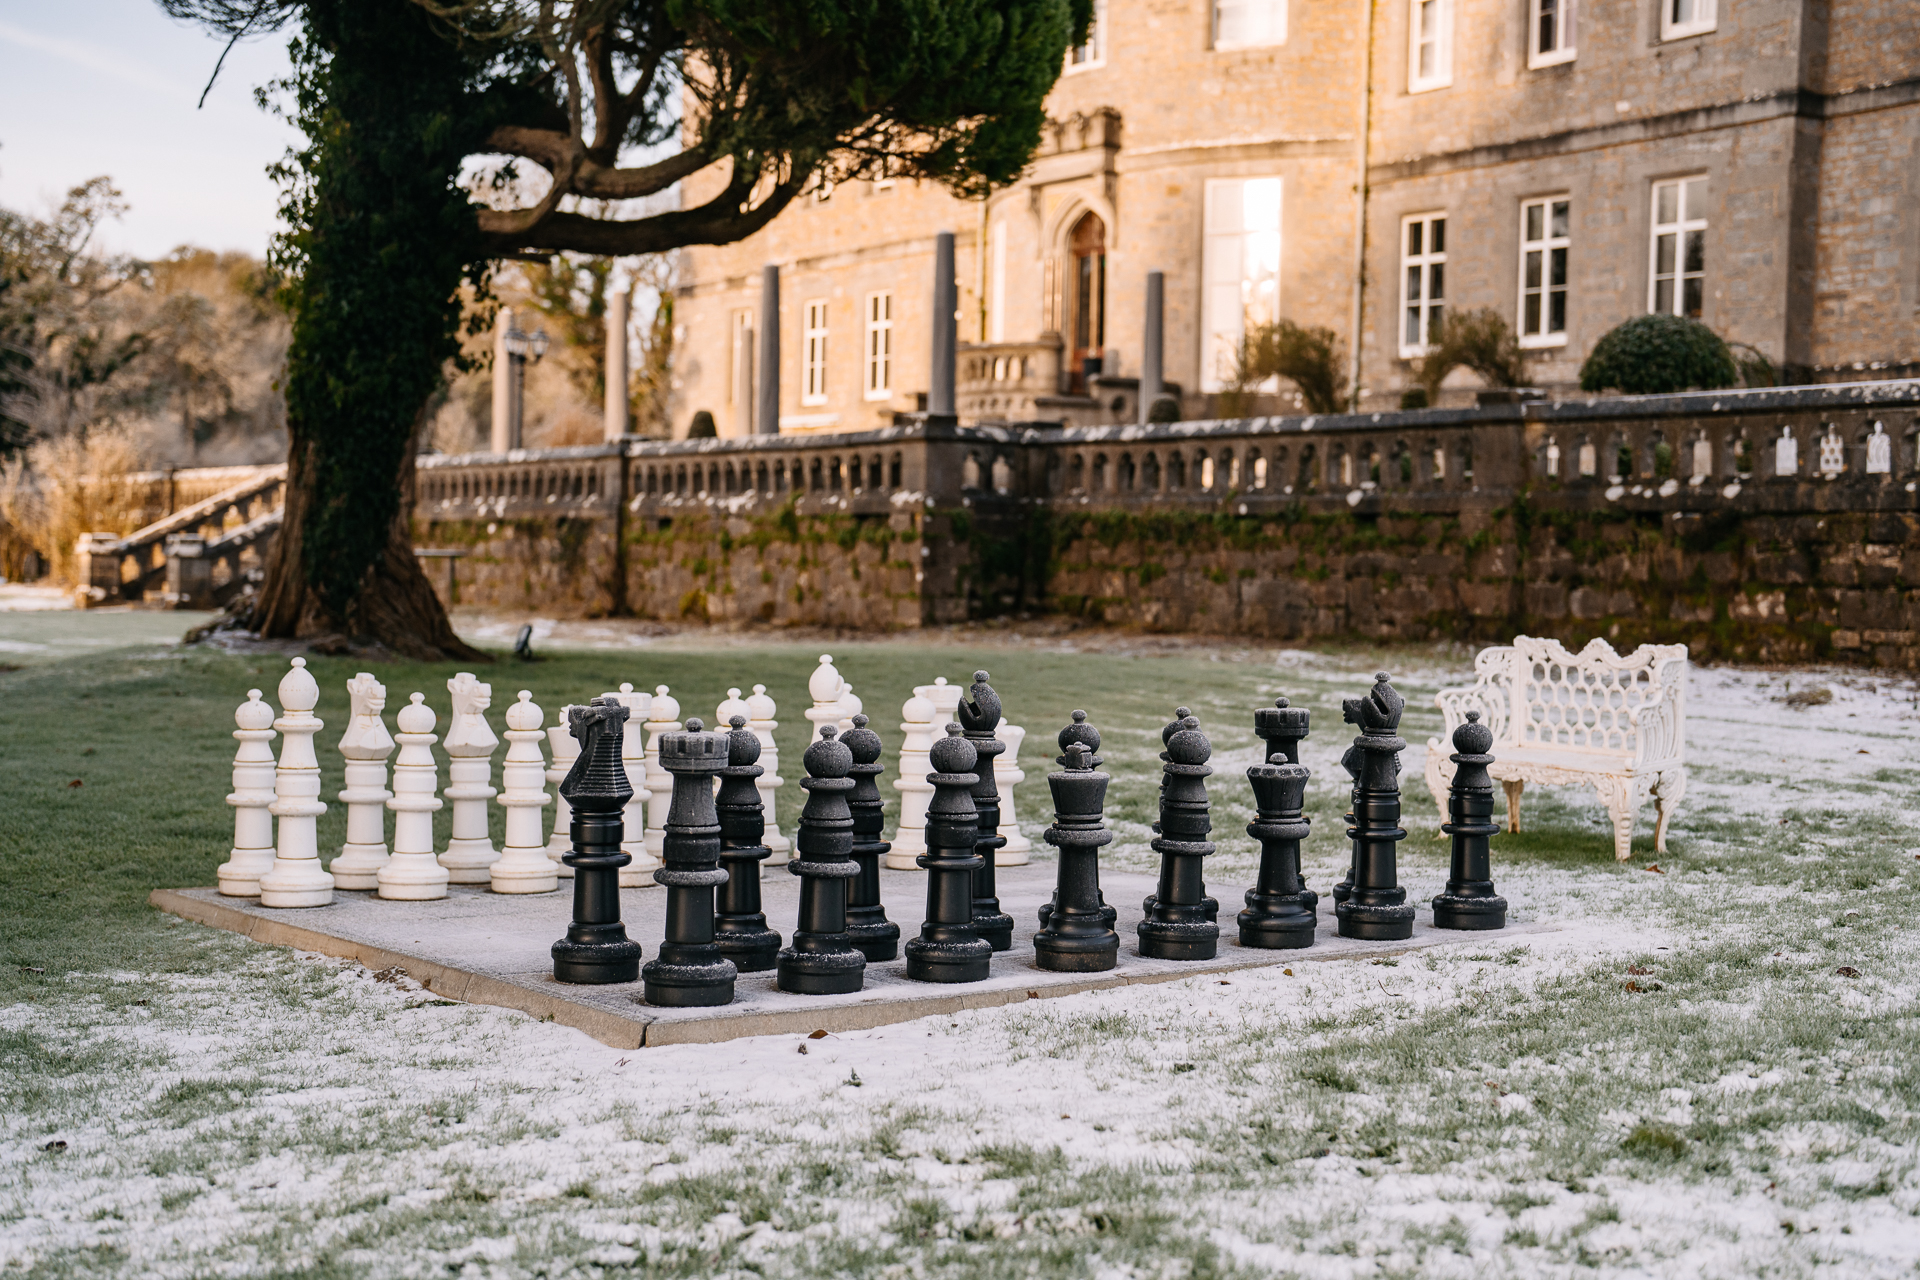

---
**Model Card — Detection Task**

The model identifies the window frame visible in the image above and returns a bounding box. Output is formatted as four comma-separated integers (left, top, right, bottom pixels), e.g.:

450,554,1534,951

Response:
1398,211,1447,360
863,291,893,401
1213,0,1287,51
1526,0,1576,68
1647,176,1709,320
1066,0,1107,71
1660,0,1716,42
1199,176,1284,394
1407,0,1453,93
801,298,829,406
1517,196,1571,348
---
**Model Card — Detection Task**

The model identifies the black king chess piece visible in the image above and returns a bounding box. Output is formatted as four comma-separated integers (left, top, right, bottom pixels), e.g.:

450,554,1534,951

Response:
905,724,994,983
642,718,736,1007
1034,742,1121,972
1236,759,1317,949
552,698,645,984
776,727,867,994
1431,711,1509,930
1334,673,1417,941
843,714,902,962
1142,708,1218,923
1037,711,1117,932
958,671,1015,952
712,714,781,972
1137,715,1220,961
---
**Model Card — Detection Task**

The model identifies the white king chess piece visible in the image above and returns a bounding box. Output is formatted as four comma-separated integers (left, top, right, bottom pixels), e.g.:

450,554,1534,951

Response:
994,719,1032,866
491,690,558,894
744,684,790,860
379,693,449,900
544,705,579,879
257,657,334,907
887,689,938,870
604,683,655,886
641,685,682,865
804,654,845,742
328,672,395,890
916,676,963,729
217,689,278,896
438,672,501,883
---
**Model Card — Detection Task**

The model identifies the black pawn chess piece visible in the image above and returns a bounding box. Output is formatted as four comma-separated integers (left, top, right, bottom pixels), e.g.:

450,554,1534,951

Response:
843,714,901,962
1037,711,1117,932
958,670,1015,952
1253,696,1317,913
1034,743,1120,972
1331,743,1363,906
905,724,994,983
552,698,644,984
1432,711,1509,930
777,728,867,995
1142,708,1218,924
712,715,781,972
1237,761,1317,949
1335,673,1416,941
643,718,736,1007
1137,715,1220,961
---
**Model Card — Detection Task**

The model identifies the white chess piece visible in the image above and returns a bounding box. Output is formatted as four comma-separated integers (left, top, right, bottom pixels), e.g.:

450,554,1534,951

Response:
328,672,395,890
916,676,963,729
438,672,501,883
604,683,655,886
491,690,558,893
804,654,845,742
642,685,681,866
994,721,1032,866
379,693,449,900
545,706,579,878
745,684,790,860
887,690,939,870
258,657,333,907
217,689,278,896
835,682,864,735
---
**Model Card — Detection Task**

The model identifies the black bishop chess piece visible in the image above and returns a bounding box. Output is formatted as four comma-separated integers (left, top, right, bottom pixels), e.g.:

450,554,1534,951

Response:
552,698,644,984
958,671,1015,952
1237,759,1317,949
1034,742,1120,972
905,724,993,983
1432,711,1509,930
1334,673,1416,941
776,728,867,995
843,714,902,962
642,718,736,1007
1137,714,1220,961
1331,743,1363,906
1142,708,1218,924
1037,711,1117,932
712,715,781,972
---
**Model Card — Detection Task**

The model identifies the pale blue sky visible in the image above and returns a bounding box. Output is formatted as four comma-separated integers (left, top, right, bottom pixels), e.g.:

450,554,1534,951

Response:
0,0,299,259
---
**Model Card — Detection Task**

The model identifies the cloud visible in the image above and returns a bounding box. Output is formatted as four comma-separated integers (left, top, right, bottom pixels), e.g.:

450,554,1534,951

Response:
0,19,195,101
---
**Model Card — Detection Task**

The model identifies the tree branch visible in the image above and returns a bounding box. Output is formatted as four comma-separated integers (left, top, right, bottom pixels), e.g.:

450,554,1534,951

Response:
479,169,807,256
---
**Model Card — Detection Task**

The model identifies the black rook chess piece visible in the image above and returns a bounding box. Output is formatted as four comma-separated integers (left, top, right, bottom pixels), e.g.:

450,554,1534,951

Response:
843,714,902,962
1253,696,1317,913
643,718,736,1007
1236,760,1317,949
1334,673,1416,941
552,698,644,984
1432,711,1509,930
1034,742,1120,972
958,671,1015,952
905,724,993,983
1137,715,1220,961
777,728,867,994
1037,711,1116,932
712,715,781,972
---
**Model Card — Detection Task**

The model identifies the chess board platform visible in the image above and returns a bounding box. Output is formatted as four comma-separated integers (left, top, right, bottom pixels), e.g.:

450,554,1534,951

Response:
152,864,1555,1048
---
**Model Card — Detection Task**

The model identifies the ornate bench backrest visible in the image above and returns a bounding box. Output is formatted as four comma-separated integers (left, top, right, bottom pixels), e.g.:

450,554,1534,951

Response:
1505,636,1684,758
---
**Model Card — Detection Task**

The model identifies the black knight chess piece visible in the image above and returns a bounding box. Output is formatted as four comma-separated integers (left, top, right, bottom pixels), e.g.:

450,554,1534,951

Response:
905,724,994,983
958,671,1015,952
1034,742,1121,972
1037,711,1116,932
642,718,736,1007
712,715,781,972
776,728,867,995
1236,760,1317,949
1334,673,1416,941
1137,714,1221,961
1431,711,1508,930
843,714,902,962
552,698,645,984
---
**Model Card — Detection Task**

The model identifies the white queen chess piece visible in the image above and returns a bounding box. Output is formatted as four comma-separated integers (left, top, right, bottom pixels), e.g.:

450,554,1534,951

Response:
379,693,449,900
545,705,579,878
217,689,278,896
993,719,1032,865
328,672,395,890
642,685,682,865
438,672,501,883
887,689,939,870
258,657,333,908
745,684,790,860
605,683,655,886
491,690,558,893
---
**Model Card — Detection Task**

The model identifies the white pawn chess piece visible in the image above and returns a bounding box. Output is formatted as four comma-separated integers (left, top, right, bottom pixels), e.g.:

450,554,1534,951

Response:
916,676,963,729
545,706,579,879
328,672,395,890
438,672,501,883
887,690,939,870
491,691,558,894
217,689,278,896
835,682,864,735
994,720,1032,866
804,654,846,743
604,683,654,886
744,684,791,861
258,657,333,907
641,685,681,866
379,693,449,900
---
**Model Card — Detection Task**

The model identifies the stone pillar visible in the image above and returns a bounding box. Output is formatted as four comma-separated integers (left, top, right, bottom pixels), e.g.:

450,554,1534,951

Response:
1139,270,1164,424
605,288,630,440
756,264,780,435
491,306,515,453
163,534,210,609
929,231,957,416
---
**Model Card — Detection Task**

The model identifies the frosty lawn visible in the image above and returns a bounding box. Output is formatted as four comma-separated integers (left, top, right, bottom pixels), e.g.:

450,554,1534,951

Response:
3,624,1918,1277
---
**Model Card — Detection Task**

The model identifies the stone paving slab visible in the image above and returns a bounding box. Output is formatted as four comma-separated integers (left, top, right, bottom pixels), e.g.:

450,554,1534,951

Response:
152,863,1553,1048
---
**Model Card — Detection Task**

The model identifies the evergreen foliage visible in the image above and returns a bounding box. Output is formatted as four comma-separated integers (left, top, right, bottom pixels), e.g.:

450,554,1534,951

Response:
1579,314,1739,395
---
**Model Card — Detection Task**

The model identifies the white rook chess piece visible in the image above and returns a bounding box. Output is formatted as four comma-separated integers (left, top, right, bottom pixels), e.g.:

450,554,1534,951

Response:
217,690,277,896
328,672,395,890
805,655,845,744
545,705,579,879
605,682,655,886
438,672,500,883
379,693,449,900
745,684,791,861
258,657,333,908
642,685,681,865
491,690,558,894
835,682,864,735
994,720,1032,866
916,676,963,729
887,689,938,870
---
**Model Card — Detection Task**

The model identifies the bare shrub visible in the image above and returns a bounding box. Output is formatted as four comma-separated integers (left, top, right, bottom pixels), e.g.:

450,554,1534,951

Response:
0,427,147,585
1415,308,1525,403
1223,320,1348,417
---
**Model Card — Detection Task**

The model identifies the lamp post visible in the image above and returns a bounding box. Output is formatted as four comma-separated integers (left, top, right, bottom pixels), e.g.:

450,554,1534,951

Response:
491,307,551,453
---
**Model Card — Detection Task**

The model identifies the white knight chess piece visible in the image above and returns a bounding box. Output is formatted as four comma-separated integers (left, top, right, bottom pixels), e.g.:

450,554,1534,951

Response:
328,672,395,890
217,689,278,896
438,672,501,883
491,691,558,893
258,658,333,908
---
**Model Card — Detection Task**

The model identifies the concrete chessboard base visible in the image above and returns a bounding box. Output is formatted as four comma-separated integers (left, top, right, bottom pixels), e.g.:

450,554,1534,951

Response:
152,864,1555,1049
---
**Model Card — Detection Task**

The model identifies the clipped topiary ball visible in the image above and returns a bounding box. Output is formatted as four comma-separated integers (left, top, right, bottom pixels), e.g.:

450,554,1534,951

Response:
1147,395,1181,424
1579,314,1738,395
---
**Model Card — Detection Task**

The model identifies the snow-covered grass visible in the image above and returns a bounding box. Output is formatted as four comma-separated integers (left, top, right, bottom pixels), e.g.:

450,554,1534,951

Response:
3,631,1918,1277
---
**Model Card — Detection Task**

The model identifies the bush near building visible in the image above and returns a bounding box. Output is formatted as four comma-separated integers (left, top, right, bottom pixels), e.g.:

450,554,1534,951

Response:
1580,315,1739,395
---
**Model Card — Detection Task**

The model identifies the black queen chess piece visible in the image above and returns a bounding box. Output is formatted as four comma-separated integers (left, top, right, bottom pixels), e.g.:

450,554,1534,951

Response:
1334,673,1417,941
643,718,736,1007
776,727,867,995
552,698,645,984
712,715,781,972
1137,715,1221,961
1037,711,1117,932
958,671,1016,952
1034,742,1121,972
843,714,902,962
1141,708,1219,924
905,724,994,983
1431,711,1509,930
1236,759,1317,949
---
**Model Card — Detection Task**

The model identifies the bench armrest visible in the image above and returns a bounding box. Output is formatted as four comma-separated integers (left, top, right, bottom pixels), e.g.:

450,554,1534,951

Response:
1433,683,1506,745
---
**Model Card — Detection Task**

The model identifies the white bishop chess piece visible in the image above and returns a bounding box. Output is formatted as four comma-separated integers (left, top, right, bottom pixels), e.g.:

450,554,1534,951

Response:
887,689,939,870
379,693,449,900
916,676,963,729
641,685,681,867
544,705,579,879
834,682,864,735
604,682,655,886
804,654,846,742
258,657,334,908
994,719,1032,866
328,672,395,890
491,690,558,893
438,672,500,883
744,684,790,861
217,689,278,896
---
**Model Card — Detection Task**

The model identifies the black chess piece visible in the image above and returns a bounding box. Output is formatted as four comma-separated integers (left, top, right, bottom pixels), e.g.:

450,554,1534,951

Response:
1142,708,1218,924
1035,743,1120,972
843,714,902,962
712,715,781,972
642,718,736,1007
776,727,867,995
1335,673,1416,941
1236,761,1317,949
958,670,1015,952
1253,696,1317,913
1432,711,1508,930
1331,743,1363,906
1137,715,1220,961
905,724,994,983
1037,711,1116,932
552,698,644,984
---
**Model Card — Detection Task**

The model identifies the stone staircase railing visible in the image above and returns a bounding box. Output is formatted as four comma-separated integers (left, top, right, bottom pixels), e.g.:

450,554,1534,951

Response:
76,465,287,608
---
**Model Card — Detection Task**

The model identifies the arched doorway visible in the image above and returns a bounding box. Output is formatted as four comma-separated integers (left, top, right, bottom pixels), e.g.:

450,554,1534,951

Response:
1068,211,1106,394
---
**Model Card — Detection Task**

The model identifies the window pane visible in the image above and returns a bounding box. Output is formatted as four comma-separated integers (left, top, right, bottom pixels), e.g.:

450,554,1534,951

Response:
1406,264,1422,303
1549,290,1566,333
1407,220,1423,256
1526,204,1543,241
1551,201,1569,237
1656,183,1678,225
1655,278,1674,313
1406,307,1421,346
1431,218,1446,253
1549,246,1567,287
1683,177,1708,221
1429,262,1444,301
1672,0,1692,23
1682,277,1702,318
1525,294,1541,333
1427,304,1444,343
1655,232,1676,275
1525,249,1542,289
1683,229,1704,274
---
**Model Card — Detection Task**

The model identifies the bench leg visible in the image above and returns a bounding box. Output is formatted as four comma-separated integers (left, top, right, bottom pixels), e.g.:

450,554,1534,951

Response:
1593,776,1634,862
1502,779,1524,834
1652,767,1686,855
